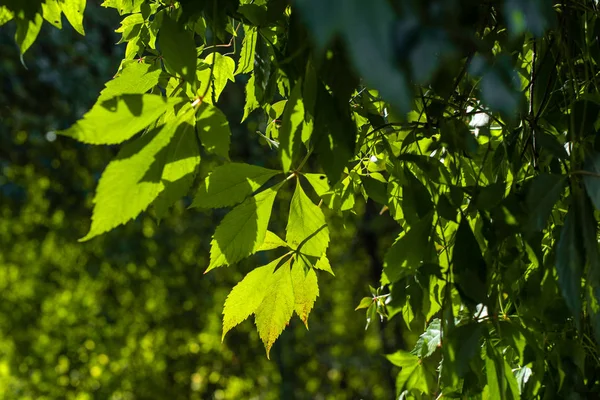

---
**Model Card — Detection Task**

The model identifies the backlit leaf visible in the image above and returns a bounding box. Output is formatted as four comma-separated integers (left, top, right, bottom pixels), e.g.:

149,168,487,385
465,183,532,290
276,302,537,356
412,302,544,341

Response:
304,173,330,197
196,103,231,159
207,183,282,271
235,25,257,75
42,0,62,28
101,61,163,99
199,53,235,104
59,94,179,145
191,163,280,209
81,105,195,241
15,12,43,54
255,260,295,358
153,111,200,218
242,73,260,122
314,254,334,275
386,350,431,395
60,0,85,35
291,259,319,328
257,231,288,252
279,80,305,172
286,180,330,257
411,318,441,358
222,255,285,340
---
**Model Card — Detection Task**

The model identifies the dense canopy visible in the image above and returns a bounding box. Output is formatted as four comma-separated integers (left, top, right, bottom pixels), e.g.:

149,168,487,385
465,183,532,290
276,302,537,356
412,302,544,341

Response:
3,0,600,398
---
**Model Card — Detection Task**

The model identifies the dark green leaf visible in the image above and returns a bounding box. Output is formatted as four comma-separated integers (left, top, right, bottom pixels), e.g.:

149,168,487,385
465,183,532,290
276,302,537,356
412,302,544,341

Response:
556,205,584,329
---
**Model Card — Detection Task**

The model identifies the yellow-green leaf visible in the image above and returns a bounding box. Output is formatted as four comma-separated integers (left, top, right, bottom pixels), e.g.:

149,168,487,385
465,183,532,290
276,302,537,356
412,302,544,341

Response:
198,53,235,104
257,231,288,252
235,25,257,75
255,260,295,358
0,6,14,26
196,103,231,159
291,258,319,328
191,163,280,209
222,255,286,340
279,80,305,172
81,105,195,241
207,183,282,272
314,254,334,276
60,0,86,35
286,180,329,257
42,0,62,28
15,13,43,54
59,94,179,145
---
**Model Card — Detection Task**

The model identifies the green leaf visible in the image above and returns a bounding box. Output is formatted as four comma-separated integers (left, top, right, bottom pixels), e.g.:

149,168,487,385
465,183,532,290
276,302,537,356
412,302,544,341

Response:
322,176,355,211
485,346,502,400
303,173,330,197
0,6,14,26
291,258,319,328
235,25,257,75
100,61,163,99
222,255,285,340
386,350,431,395
453,217,488,305
59,94,179,145
403,168,434,225
81,105,195,241
159,15,197,85
60,0,85,35
314,254,334,275
42,0,62,29
257,231,288,252
526,174,566,231
242,73,260,122
279,80,305,172
286,180,330,257
381,213,433,285
355,297,372,310
411,318,441,358
153,112,200,218
584,152,600,211
15,12,43,54
556,205,584,329
191,163,280,209
255,259,295,358
196,103,231,159
198,53,235,104
207,183,282,271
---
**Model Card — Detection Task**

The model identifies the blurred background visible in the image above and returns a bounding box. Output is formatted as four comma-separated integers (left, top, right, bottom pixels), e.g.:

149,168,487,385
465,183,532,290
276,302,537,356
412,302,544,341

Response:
0,2,409,399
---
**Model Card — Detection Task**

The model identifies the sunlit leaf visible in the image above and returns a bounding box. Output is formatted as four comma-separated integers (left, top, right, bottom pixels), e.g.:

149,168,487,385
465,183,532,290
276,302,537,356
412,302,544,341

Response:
291,258,319,328
222,255,285,340
81,105,195,241
196,103,231,159
257,231,289,252
191,163,280,209
255,260,295,358
59,94,180,145
60,0,85,35
286,180,329,257
235,25,257,75
207,183,282,271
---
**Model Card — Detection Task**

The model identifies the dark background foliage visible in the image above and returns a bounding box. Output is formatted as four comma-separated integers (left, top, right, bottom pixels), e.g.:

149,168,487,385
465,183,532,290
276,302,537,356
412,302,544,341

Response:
0,2,403,399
